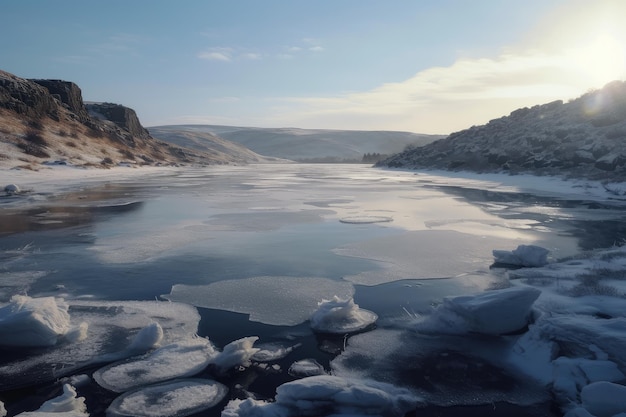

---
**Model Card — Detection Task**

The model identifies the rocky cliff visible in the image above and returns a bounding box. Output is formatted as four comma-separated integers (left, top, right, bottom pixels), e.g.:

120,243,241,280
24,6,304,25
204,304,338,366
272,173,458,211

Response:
0,69,271,169
379,81,626,180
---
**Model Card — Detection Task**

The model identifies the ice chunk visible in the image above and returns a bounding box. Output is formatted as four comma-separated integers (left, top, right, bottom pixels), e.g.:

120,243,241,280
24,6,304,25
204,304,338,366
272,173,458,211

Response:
581,381,626,417
288,359,326,377
126,322,164,353
210,336,259,373
553,357,625,402
564,408,595,417
15,384,87,416
164,276,354,326
107,378,227,417
222,375,421,417
493,244,549,267
251,342,300,362
420,286,541,335
0,295,74,347
0,401,5,417
4,184,20,195
309,296,377,334
94,337,216,392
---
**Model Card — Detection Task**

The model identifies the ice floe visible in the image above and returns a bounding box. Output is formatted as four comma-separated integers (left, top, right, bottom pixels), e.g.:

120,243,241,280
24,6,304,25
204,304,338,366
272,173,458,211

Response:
222,375,421,417
14,384,87,416
339,215,393,224
492,244,550,267
93,337,216,393
0,299,200,390
287,359,326,377
417,286,540,335
0,401,5,417
309,296,377,334
106,378,227,417
0,295,79,347
164,276,354,326
251,342,300,362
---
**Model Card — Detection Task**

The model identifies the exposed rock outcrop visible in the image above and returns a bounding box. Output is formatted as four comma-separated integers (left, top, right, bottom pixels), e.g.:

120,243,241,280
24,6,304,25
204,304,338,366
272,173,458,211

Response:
0,69,273,168
379,81,626,180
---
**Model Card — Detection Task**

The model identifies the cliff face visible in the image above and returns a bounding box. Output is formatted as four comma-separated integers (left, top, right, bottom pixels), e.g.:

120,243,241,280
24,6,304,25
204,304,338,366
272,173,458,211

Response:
379,81,626,180
0,69,271,168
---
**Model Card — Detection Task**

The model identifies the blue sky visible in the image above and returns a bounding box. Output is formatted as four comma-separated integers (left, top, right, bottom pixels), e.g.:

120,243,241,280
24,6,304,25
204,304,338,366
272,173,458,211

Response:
2,1,625,133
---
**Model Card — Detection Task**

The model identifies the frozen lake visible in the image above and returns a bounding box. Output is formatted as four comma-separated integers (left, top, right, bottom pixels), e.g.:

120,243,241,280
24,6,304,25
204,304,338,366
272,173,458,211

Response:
2,164,626,416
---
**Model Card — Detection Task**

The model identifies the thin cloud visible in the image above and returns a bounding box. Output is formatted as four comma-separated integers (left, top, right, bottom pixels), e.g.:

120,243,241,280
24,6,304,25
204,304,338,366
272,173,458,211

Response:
198,47,233,62
309,46,324,52
262,45,625,133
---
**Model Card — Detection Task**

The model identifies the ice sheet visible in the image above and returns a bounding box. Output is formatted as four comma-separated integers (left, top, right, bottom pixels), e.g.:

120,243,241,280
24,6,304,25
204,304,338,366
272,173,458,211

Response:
164,276,354,326
336,230,542,285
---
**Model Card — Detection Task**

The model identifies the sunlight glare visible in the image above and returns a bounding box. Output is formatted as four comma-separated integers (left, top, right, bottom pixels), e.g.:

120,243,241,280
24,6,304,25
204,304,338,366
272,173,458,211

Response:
570,33,626,87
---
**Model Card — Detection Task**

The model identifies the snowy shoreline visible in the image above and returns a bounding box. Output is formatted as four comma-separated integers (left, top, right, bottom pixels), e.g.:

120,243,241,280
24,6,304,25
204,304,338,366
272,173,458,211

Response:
4,164,626,206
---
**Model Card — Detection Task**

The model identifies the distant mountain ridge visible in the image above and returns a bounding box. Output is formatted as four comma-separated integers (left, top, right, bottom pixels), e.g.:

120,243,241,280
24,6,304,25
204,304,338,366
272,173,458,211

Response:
0,69,273,169
379,81,626,180
150,124,443,162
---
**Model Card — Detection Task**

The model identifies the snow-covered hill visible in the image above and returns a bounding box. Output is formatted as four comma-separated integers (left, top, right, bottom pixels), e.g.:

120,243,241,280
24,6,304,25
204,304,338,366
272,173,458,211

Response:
379,81,626,180
151,124,442,162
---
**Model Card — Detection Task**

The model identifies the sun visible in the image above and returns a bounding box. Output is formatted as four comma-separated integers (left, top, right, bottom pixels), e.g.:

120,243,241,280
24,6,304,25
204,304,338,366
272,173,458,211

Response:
574,33,626,87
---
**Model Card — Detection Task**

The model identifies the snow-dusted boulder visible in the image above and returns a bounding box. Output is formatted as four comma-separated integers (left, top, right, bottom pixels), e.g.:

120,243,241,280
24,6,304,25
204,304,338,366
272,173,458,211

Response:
0,295,75,347
581,381,626,417
309,296,377,334
222,375,421,417
107,378,227,417
93,337,217,393
493,244,549,267
15,384,87,416
428,286,541,335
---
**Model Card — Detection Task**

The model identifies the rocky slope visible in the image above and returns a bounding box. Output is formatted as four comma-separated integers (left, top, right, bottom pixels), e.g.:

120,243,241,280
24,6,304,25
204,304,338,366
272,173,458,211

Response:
151,124,442,162
0,70,271,169
379,81,626,180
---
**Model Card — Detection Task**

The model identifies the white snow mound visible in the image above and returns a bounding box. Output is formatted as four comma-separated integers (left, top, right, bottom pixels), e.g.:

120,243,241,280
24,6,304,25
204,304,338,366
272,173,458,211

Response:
309,296,377,334
0,295,75,347
493,244,549,267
